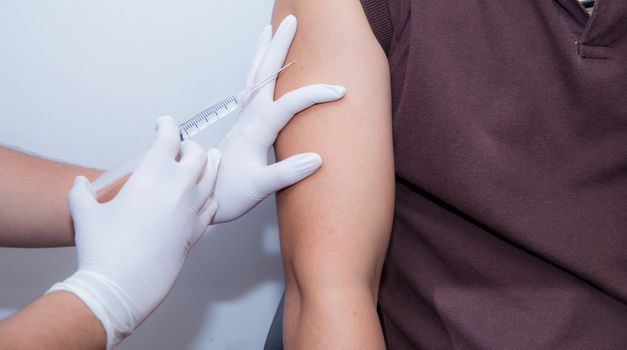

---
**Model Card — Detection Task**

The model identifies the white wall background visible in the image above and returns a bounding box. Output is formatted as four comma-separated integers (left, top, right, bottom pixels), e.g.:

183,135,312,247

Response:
0,1,285,349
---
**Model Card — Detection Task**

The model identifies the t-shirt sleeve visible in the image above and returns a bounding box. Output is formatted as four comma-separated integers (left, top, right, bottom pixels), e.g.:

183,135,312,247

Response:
360,0,393,55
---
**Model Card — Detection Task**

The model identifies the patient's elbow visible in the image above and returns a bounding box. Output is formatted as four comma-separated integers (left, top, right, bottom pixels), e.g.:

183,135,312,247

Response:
283,256,380,307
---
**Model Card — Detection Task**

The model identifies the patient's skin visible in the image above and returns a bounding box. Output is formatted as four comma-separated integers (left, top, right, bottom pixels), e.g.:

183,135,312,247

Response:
271,1,395,349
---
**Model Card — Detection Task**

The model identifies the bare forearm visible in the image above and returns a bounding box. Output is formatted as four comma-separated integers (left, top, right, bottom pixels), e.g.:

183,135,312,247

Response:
279,176,390,349
0,291,106,350
285,284,385,349
0,146,107,247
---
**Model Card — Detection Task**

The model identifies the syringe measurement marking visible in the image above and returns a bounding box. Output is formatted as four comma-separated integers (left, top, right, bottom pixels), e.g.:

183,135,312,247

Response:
179,97,239,140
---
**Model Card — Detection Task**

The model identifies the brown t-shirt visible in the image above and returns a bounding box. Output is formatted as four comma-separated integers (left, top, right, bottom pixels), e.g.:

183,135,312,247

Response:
360,0,627,348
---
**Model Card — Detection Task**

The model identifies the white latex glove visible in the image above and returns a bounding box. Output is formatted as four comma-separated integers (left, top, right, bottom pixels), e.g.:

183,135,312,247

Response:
213,15,347,223
48,117,220,349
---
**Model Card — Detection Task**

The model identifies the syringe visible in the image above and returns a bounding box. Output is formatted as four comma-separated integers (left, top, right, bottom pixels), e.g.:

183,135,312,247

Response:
89,61,295,193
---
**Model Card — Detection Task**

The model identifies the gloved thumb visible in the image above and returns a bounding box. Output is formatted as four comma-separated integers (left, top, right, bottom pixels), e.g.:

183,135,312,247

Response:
68,176,98,215
250,153,322,199
273,84,346,134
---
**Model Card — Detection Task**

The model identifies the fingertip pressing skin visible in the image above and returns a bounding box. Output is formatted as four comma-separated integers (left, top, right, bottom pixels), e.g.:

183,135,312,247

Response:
276,84,347,117
290,152,323,178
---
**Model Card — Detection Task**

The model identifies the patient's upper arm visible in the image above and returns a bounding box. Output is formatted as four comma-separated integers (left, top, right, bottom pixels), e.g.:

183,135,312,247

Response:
273,0,394,306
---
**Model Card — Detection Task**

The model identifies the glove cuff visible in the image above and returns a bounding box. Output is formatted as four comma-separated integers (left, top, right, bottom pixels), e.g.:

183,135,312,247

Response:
47,270,138,349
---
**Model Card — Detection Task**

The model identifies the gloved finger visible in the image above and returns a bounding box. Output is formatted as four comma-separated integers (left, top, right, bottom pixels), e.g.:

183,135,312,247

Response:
68,176,98,216
179,141,208,182
194,200,219,245
273,84,347,131
148,116,182,161
249,152,322,199
195,149,221,210
255,15,297,96
246,25,273,88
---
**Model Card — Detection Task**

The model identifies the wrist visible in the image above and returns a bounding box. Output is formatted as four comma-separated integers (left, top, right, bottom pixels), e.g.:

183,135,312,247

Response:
47,270,138,349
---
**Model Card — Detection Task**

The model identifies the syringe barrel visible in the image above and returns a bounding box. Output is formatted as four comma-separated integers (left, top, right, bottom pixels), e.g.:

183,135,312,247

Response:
178,95,240,141
90,95,241,193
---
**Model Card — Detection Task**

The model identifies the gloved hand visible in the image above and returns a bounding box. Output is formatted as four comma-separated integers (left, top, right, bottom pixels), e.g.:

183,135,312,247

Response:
213,15,347,223
48,117,220,349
